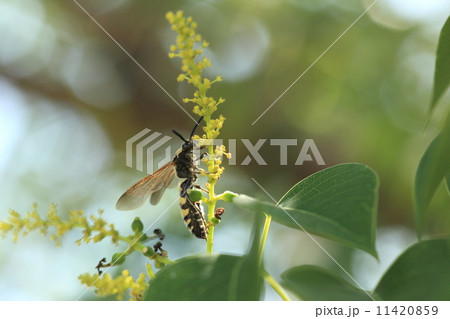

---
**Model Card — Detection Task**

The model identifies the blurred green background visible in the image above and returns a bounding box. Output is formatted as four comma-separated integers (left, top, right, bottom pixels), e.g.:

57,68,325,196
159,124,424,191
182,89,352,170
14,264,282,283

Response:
0,0,449,300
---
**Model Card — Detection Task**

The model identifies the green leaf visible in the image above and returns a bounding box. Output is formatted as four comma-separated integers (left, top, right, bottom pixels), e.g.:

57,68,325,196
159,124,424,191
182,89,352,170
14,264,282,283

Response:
415,114,450,238
233,164,378,257
445,173,450,195
430,15,450,112
143,215,263,301
143,255,256,300
233,213,264,300
374,239,450,301
281,265,375,301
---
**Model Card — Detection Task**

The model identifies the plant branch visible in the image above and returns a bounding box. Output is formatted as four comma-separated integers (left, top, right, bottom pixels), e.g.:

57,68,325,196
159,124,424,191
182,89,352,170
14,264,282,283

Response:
259,214,272,263
263,269,291,301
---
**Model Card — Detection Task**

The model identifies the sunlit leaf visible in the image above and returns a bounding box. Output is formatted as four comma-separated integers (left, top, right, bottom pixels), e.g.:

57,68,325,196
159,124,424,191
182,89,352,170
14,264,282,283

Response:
415,114,450,237
430,15,450,112
281,265,375,301
374,239,450,301
233,164,378,257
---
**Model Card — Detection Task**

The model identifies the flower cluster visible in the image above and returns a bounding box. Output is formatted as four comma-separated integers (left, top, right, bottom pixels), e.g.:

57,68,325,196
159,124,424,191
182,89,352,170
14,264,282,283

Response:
166,11,230,253
0,203,119,245
1,205,174,300
166,10,228,185
79,270,148,301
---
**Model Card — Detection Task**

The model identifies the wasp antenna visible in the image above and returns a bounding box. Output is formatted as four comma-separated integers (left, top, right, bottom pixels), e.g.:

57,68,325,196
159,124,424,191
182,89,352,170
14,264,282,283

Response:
172,130,188,142
190,116,204,139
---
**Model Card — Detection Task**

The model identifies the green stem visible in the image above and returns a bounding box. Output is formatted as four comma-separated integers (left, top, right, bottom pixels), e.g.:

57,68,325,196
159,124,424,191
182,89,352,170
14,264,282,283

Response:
146,263,156,279
263,270,291,301
206,155,216,254
119,235,174,265
259,214,272,263
204,114,216,254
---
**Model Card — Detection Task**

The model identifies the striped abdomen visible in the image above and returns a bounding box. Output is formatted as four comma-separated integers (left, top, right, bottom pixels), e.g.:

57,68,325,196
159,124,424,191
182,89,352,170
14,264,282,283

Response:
178,183,207,239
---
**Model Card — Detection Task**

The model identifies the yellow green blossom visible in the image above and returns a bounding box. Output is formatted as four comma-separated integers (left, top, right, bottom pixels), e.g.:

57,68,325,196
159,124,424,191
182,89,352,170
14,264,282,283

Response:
166,10,228,253
79,270,148,301
0,204,118,245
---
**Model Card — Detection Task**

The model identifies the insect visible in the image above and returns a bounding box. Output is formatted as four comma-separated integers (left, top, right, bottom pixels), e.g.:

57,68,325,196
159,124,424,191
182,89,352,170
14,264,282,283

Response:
116,117,207,239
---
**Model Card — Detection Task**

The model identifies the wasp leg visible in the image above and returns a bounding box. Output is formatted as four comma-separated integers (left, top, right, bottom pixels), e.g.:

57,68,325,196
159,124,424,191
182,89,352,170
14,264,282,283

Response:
192,184,209,194
200,152,208,160
193,168,207,176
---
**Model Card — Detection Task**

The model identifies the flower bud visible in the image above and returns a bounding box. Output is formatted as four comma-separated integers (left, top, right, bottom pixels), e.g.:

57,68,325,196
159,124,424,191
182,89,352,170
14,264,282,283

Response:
131,217,144,233
188,189,203,202
112,252,126,265
143,246,155,258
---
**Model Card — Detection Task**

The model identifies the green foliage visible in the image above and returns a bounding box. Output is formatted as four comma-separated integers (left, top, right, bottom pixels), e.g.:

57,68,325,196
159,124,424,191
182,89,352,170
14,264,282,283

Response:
144,215,263,301
233,164,379,257
430,14,450,112
281,239,450,301
415,13,450,238
415,114,450,237
281,265,375,301
375,239,450,301
144,255,252,300
446,175,450,194
1,10,449,302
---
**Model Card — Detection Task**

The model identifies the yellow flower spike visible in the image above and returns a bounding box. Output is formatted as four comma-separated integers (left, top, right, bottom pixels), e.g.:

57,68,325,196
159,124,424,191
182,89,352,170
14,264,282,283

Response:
1,204,123,247
79,270,149,301
197,61,204,70
203,78,211,89
166,11,174,21
193,105,201,115
202,57,211,66
177,74,185,82
167,11,227,254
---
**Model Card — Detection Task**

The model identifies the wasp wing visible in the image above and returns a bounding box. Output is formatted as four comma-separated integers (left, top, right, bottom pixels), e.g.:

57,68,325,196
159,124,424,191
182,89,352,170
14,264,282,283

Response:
149,174,174,205
150,172,178,205
116,162,176,210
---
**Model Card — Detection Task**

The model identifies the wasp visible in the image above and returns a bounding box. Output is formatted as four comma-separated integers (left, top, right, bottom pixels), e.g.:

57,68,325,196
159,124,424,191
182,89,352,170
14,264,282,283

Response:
116,117,207,239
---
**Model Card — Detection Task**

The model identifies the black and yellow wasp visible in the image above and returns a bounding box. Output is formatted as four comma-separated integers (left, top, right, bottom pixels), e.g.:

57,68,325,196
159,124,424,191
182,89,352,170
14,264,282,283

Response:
116,117,207,239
